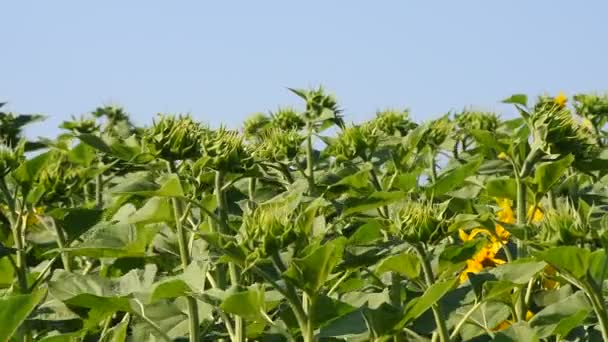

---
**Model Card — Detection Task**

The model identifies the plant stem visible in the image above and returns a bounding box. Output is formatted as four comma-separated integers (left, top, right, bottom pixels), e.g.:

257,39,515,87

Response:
13,215,28,293
305,123,315,194
167,163,199,342
95,173,103,208
215,170,245,342
413,244,449,342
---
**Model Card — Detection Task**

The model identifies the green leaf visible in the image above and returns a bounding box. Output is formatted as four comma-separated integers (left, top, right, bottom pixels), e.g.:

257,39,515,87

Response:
103,315,130,342
491,258,547,285
502,94,528,107
78,134,112,154
376,253,420,279
0,289,47,342
470,129,508,153
283,238,345,295
400,278,457,326
485,177,518,200
13,151,52,195
534,155,574,193
347,220,383,245
342,192,405,217
65,222,160,258
68,142,97,166
220,285,266,322
127,197,174,225
529,291,590,338
430,156,483,196
154,174,185,197
494,322,540,342
49,208,103,242
540,246,591,279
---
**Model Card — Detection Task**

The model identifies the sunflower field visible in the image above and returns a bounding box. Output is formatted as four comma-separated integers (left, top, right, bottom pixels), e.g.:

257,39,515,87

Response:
2,90,608,342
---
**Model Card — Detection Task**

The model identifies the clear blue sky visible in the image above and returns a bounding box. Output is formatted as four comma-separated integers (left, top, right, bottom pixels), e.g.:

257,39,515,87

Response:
2,1,607,139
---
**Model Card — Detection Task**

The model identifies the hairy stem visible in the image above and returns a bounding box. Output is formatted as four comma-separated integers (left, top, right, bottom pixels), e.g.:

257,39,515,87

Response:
413,244,449,342
168,162,199,342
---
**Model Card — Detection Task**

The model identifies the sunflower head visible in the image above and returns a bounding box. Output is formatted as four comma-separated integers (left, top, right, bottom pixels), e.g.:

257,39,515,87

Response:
538,203,587,245
530,101,598,165
325,123,380,163
145,114,205,161
252,128,303,163
242,203,299,257
370,109,418,137
243,112,271,138
270,108,305,131
392,200,449,244
200,128,253,173
0,140,24,176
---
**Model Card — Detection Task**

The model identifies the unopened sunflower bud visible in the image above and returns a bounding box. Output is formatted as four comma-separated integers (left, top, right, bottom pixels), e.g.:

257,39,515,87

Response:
270,108,305,131
325,123,379,162
242,204,298,256
145,114,204,161
253,128,303,163
392,201,449,244
371,109,417,136
0,141,24,176
243,113,271,138
200,128,253,173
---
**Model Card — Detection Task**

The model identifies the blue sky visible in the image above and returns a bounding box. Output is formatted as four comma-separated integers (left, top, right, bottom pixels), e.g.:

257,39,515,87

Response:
2,1,607,139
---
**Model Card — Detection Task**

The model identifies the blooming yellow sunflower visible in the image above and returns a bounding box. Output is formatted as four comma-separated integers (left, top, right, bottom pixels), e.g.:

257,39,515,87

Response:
554,91,568,107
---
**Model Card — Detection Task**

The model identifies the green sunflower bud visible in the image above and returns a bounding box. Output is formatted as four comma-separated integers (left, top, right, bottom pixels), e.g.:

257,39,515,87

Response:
270,108,305,131
0,141,24,176
243,113,271,138
60,116,99,134
392,201,448,244
145,114,204,161
325,123,379,162
454,110,499,133
573,93,608,138
371,109,418,136
418,117,452,150
530,102,598,164
200,128,253,173
538,204,588,245
242,203,298,257
253,128,303,163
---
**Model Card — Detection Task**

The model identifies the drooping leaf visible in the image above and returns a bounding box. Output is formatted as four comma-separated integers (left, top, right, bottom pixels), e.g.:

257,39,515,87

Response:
534,154,574,193
0,289,47,342
430,156,483,196
283,238,346,295
376,253,420,279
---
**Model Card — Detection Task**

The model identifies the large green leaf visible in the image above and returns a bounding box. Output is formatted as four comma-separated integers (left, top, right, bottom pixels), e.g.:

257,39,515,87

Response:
220,285,266,322
0,289,47,342
529,291,590,338
491,259,547,285
376,253,420,279
534,154,574,193
283,238,345,295
341,192,405,217
430,156,483,196
540,246,591,279
494,322,540,342
485,177,518,200
502,94,528,107
400,278,457,326
127,197,174,225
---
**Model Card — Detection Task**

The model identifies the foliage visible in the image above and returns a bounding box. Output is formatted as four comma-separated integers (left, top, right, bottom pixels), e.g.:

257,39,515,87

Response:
1,89,608,342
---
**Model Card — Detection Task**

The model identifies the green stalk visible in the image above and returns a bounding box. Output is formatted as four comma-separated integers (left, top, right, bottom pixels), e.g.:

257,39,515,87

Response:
13,214,29,293
95,173,103,208
50,219,72,272
167,163,199,342
215,170,245,342
305,123,315,194
269,253,310,342
413,244,449,342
